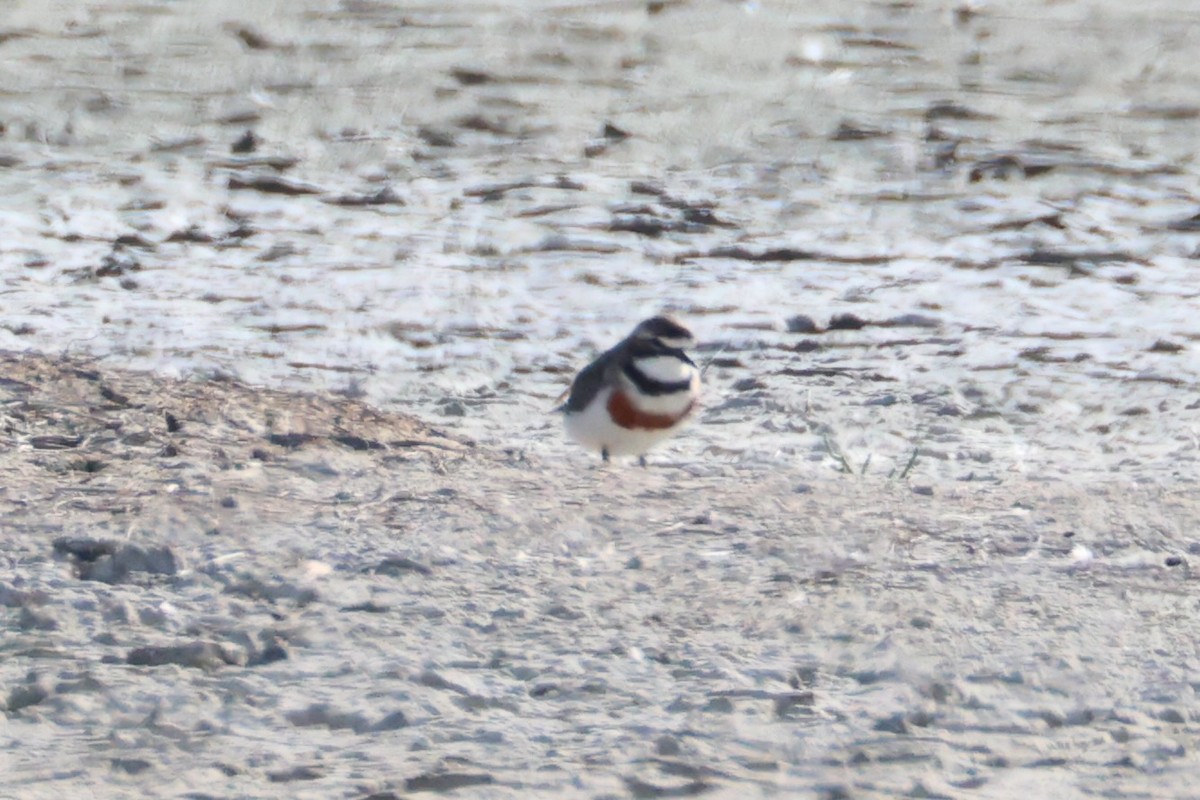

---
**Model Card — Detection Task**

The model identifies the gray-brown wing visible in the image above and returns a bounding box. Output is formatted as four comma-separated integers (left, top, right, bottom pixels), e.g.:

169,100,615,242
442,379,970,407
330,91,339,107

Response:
560,347,621,413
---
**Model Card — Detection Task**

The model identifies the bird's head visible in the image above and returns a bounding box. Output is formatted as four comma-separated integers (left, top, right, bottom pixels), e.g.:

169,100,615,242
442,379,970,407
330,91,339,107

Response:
631,316,694,350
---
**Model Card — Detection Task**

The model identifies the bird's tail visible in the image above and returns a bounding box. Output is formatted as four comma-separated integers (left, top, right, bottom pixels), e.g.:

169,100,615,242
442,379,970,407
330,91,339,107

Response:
549,387,570,413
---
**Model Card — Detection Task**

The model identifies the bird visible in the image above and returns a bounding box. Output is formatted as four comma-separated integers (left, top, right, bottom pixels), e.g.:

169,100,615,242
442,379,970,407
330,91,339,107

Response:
556,316,701,465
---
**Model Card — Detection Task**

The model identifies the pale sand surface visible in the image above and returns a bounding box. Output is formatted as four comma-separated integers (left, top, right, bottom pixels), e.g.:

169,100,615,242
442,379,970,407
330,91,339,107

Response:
3,1,1200,798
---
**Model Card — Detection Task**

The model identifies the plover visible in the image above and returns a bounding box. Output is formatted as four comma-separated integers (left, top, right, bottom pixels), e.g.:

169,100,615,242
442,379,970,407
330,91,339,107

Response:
557,316,701,464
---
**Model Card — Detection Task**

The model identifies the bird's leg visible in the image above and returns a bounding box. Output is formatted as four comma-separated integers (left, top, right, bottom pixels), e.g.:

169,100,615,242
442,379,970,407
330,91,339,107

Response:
602,447,610,463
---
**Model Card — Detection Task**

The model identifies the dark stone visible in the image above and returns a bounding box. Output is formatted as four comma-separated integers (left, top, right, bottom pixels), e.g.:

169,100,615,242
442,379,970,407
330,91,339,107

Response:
6,684,49,712
286,703,368,732
1159,708,1186,724
53,537,117,562
439,399,467,417
374,557,432,577
1064,709,1096,726
268,432,316,448
111,758,152,775
610,216,690,237
624,776,710,799
544,604,583,621
665,697,693,713
417,126,456,147
1167,211,1200,231
709,245,818,263
17,607,57,631
831,120,890,141
416,670,469,694
655,735,681,756
774,692,815,718
906,781,954,799
404,773,494,793
231,26,271,50
324,187,406,208
630,181,665,196
54,538,178,583
127,641,244,670
1149,339,1184,353
885,313,940,329
330,434,382,451
702,696,734,713
827,313,867,330
228,174,322,196
969,154,1048,182
92,545,177,583
0,583,40,608
342,601,390,613
252,643,288,666
925,101,994,121
908,709,936,727
231,129,258,153
602,122,630,141
451,67,493,85
29,434,84,450
165,225,216,243
268,765,323,782
791,666,818,688
873,712,909,734
846,669,893,685
373,710,409,732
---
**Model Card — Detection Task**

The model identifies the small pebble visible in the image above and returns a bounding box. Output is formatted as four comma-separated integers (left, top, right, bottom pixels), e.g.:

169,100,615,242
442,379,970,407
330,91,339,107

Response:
873,712,908,734
786,314,818,333
440,400,467,417
126,641,244,670
1159,708,1186,724
7,683,49,712
111,759,152,775
17,607,57,631
655,735,681,756
702,696,734,713
827,313,867,330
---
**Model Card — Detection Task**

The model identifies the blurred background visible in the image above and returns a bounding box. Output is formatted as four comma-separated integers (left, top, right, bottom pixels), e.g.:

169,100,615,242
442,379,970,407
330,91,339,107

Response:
2,0,1198,476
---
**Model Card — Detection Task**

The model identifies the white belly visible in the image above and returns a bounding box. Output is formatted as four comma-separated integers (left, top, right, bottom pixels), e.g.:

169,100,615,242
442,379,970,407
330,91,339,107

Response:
563,386,691,458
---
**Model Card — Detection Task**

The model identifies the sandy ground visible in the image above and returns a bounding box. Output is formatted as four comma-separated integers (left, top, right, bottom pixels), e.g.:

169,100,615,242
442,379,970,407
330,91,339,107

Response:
3,350,1199,800
3,1,1200,798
